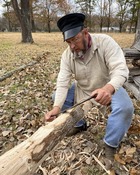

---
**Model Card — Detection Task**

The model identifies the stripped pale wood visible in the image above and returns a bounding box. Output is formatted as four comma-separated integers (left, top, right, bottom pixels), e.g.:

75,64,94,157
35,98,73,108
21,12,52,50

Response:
0,107,84,175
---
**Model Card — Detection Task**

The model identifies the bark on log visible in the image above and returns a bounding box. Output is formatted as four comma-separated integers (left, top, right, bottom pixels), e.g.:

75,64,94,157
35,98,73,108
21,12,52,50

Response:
123,48,140,59
0,107,84,175
124,82,140,101
129,67,140,76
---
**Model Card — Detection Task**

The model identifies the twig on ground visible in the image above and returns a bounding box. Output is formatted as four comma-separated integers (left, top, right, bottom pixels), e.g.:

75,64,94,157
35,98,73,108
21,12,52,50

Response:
92,154,110,174
39,165,48,175
0,60,38,82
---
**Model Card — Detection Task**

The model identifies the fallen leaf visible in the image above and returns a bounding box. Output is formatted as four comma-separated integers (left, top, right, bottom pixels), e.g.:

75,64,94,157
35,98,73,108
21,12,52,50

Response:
2,130,11,137
75,170,82,175
130,167,138,175
115,154,126,165
85,157,92,165
83,147,92,153
134,141,140,148
125,147,136,156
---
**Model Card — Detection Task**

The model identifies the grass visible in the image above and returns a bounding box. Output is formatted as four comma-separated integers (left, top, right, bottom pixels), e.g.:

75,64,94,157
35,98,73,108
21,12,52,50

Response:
0,32,135,75
0,32,66,76
0,42,12,50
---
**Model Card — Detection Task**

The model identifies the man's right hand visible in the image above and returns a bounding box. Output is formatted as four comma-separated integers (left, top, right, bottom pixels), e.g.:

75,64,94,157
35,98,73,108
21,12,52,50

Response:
44,106,60,122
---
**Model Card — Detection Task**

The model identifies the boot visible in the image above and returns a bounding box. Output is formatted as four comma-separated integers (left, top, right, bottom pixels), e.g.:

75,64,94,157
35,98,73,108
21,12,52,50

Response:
104,143,116,170
66,119,87,137
105,144,116,161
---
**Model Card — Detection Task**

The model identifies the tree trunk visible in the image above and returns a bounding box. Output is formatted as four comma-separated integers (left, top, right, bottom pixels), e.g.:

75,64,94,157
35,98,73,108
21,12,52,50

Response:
107,0,112,32
30,0,36,32
119,21,123,33
31,16,36,32
132,8,140,51
47,8,51,33
100,17,103,33
0,107,84,175
11,0,34,43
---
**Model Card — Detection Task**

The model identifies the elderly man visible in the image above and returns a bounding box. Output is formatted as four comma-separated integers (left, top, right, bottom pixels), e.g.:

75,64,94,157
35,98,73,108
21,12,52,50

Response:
45,13,134,166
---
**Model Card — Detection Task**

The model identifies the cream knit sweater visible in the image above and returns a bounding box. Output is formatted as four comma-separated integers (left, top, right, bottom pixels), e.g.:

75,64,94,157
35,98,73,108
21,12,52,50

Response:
54,34,129,109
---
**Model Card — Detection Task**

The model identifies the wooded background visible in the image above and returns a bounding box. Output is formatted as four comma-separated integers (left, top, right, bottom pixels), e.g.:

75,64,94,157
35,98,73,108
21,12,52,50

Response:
0,0,140,43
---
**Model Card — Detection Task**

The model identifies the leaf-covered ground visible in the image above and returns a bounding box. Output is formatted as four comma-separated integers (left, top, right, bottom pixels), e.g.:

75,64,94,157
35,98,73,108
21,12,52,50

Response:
0,32,140,175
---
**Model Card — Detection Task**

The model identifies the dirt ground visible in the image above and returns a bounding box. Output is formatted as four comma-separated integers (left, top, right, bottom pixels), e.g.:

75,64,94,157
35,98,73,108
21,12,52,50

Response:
0,32,140,175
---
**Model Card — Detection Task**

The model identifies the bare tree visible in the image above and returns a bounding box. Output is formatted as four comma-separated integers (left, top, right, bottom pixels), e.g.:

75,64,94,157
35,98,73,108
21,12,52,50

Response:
30,0,37,32
75,0,95,30
132,8,140,51
116,0,129,32
11,0,34,43
127,0,137,33
106,0,113,32
2,0,12,31
96,0,107,32
35,0,71,33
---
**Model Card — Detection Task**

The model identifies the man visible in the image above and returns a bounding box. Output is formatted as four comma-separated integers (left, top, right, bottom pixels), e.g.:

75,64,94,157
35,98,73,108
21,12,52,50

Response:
45,13,134,167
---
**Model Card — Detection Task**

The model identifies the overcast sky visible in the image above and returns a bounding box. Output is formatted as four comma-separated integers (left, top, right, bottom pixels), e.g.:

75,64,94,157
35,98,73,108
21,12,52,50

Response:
0,2,5,16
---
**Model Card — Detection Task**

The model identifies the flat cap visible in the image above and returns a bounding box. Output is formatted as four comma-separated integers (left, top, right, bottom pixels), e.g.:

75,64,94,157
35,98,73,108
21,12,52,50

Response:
57,13,85,41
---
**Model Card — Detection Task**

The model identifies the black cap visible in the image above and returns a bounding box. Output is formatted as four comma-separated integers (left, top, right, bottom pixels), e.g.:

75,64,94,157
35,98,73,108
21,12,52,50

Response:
57,13,85,41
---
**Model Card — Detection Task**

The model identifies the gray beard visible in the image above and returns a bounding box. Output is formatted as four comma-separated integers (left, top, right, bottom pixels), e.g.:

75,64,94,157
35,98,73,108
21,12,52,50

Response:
73,37,88,59
73,51,85,59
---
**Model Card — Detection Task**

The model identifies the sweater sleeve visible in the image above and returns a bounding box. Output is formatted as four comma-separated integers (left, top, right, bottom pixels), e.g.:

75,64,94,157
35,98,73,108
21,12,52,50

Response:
102,35,129,91
53,50,72,109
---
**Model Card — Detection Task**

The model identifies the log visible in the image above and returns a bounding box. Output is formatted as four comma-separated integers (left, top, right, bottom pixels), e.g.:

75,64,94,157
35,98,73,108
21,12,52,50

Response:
124,82,140,101
133,76,140,87
0,61,38,82
129,67,140,76
123,48,140,59
0,107,84,175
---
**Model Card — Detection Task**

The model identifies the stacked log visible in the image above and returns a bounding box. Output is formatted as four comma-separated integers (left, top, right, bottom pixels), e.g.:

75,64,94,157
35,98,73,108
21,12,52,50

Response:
123,48,140,100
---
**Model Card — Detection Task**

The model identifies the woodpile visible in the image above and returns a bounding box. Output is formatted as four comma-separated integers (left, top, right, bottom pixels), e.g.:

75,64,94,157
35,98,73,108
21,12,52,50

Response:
123,48,140,100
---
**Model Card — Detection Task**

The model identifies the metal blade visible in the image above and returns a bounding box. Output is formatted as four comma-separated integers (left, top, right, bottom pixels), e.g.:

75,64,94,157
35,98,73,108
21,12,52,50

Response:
61,95,95,113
